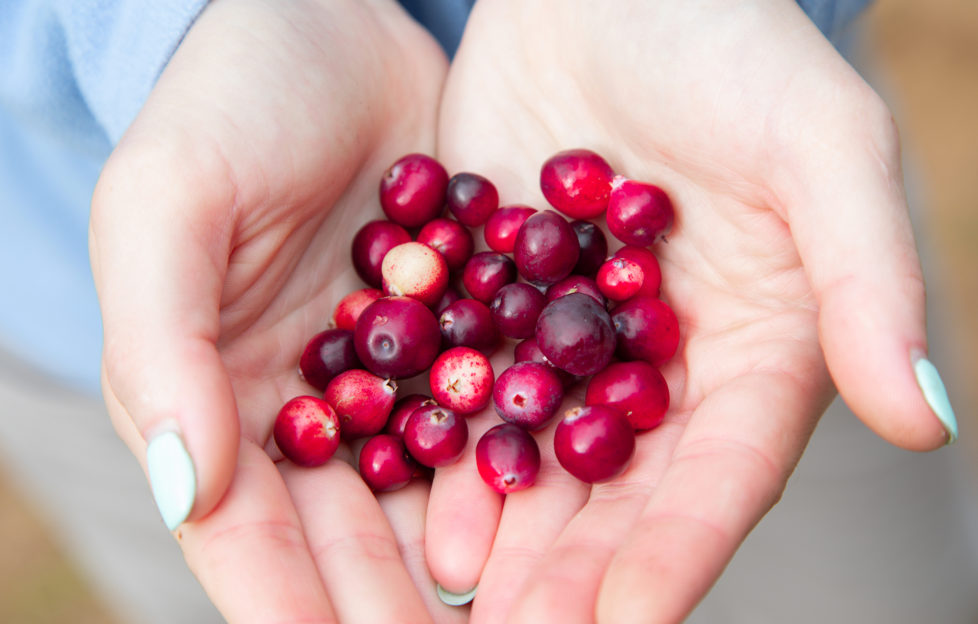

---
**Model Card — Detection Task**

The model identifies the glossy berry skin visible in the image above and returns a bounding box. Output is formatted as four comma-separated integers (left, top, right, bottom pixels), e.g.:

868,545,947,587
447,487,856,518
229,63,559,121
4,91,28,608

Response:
586,361,670,430
385,394,434,438
545,275,606,307
429,346,494,415
613,246,662,298
570,220,608,278
381,241,449,306
404,404,469,468
476,424,541,494
462,251,518,304
416,218,474,272
484,205,536,254
359,434,417,492
596,257,644,302
354,296,441,379
324,369,397,439
333,288,384,331
298,328,360,391
513,210,580,287
535,292,616,376
446,172,499,227
439,298,500,353
540,149,615,219
434,286,463,315
554,405,635,483
274,396,341,467
513,337,577,388
606,176,675,246
351,221,412,289
379,153,448,228
490,282,547,340
493,361,565,431
611,295,680,366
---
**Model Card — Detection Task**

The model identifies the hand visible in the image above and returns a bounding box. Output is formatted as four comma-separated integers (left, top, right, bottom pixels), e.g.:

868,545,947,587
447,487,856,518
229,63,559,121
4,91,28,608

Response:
427,1,950,622
90,1,463,621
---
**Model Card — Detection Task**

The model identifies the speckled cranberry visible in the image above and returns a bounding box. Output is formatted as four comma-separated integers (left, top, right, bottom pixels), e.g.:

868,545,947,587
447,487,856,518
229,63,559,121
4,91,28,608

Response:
416,218,474,272
324,369,397,439
554,405,635,483
333,288,385,331
585,361,669,430
403,404,469,468
429,346,494,415
606,176,674,245
540,149,615,219
351,221,412,289
611,295,679,366
545,275,606,307
379,153,448,228
446,172,499,227
385,394,435,438
439,298,500,353
493,361,565,431
298,328,360,391
274,396,341,467
514,210,580,287
490,282,547,340
596,256,644,302
484,205,537,253
358,434,417,492
381,241,449,306
613,245,662,298
476,424,541,494
535,293,615,376
354,296,441,379
570,219,608,277
461,251,518,304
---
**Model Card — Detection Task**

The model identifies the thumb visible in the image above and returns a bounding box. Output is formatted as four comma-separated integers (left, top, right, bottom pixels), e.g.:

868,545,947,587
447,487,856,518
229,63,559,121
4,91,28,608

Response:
90,140,239,530
774,75,957,451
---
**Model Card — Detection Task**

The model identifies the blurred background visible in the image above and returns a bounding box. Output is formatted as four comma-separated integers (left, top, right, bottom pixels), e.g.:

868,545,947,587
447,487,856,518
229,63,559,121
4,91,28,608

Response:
0,0,975,621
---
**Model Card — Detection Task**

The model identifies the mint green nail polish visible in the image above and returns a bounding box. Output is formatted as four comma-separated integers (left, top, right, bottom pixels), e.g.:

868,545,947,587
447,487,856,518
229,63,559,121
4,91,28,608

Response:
436,584,477,606
146,430,197,530
913,357,958,444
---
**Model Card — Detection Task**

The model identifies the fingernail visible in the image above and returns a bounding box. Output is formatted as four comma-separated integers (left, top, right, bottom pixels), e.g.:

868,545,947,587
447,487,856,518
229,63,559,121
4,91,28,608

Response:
913,356,958,444
436,584,477,606
146,428,197,530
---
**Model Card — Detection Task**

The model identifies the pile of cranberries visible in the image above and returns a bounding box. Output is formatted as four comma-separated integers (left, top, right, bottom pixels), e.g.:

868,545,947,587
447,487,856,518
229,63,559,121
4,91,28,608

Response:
274,149,677,494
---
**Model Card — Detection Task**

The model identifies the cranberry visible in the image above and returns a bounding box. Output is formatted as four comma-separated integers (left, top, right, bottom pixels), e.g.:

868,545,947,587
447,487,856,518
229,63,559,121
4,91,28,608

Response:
484,205,537,254
476,424,541,494
298,328,360,391
611,296,680,366
379,153,448,228
324,369,397,439
540,149,615,219
596,257,644,302
351,220,412,289
385,394,435,438
381,241,449,306
434,286,463,315
461,251,518,304
513,210,580,286
554,405,635,483
585,361,669,430
439,298,500,353
354,296,441,379
492,361,565,431
429,346,494,415
513,337,578,388
333,288,384,331
489,282,547,340
535,293,616,376
545,275,606,307
403,404,469,468
416,218,474,273
570,219,608,278
273,396,341,467
613,246,662,298
446,172,499,227
606,176,674,245
358,434,417,492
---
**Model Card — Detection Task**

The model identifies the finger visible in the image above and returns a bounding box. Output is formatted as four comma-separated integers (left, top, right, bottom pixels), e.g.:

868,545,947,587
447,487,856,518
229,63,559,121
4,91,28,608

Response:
281,458,434,624
178,441,337,623
595,369,822,624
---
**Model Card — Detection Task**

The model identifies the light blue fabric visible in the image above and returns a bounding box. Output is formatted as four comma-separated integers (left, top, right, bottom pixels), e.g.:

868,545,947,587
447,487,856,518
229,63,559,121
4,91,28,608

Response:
0,0,869,395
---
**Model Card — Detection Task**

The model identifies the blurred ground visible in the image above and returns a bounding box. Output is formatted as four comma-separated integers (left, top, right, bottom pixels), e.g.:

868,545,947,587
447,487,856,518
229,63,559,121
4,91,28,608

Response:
0,0,974,621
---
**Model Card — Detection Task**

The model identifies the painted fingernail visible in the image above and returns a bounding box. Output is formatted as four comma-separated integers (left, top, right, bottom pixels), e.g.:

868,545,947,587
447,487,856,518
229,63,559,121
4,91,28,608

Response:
913,357,958,444
436,584,477,606
146,428,197,530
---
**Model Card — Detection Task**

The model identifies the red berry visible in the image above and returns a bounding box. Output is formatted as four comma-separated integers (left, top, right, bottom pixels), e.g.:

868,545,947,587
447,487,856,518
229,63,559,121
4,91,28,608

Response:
446,172,499,227
484,205,536,253
385,394,435,438
585,361,669,430
439,298,500,353
476,424,541,494
333,288,384,331
513,210,580,287
613,246,662,298
554,405,635,483
381,241,449,306
540,149,615,219
596,257,644,302
404,404,469,468
546,275,606,307
461,251,518,304
535,293,616,376
298,328,360,391
354,296,441,379
606,176,674,246
324,369,397,439
379,154,448,228
490,282,547,340
493,361,565,431
611,295,679,366
351,220,411,289
570,219,608,278
359,434,417,492
416,218,475,272
429,346,494,415
273,396,341,467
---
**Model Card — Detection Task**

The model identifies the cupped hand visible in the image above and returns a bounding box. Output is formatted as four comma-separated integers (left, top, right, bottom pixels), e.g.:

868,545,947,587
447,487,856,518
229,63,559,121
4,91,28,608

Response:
427,1,951,622
89,0,463,621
